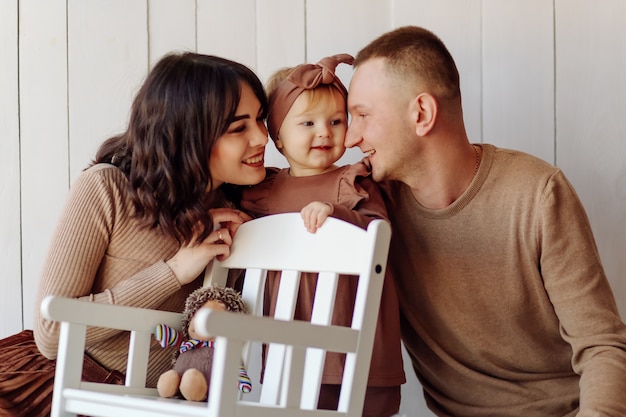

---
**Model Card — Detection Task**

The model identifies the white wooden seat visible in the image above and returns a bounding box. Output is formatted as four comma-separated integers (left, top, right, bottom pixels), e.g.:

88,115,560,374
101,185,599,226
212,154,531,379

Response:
41,212,391,417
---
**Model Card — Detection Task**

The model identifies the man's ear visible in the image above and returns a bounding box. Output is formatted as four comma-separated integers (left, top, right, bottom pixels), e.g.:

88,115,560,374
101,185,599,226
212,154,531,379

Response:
410,93,437,136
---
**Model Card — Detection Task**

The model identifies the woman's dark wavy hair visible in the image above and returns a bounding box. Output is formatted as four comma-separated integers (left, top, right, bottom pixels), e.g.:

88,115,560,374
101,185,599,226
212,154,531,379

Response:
91,52,268,245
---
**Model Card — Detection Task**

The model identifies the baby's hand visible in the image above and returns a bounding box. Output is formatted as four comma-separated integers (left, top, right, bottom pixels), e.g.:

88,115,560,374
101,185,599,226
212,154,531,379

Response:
301,201,333,233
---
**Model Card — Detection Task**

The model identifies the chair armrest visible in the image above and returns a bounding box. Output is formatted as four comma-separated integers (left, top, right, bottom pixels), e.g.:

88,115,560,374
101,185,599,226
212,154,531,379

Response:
41,295,182,331
42,295,184,390
193,308,358,353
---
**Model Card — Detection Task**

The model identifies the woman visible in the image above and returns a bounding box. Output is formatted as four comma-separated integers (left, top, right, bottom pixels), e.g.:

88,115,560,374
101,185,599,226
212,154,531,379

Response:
1,52,268,416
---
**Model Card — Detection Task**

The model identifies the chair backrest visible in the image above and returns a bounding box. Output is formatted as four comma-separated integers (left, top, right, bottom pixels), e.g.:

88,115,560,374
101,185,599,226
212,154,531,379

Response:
41,212,391,417
201,212,391,416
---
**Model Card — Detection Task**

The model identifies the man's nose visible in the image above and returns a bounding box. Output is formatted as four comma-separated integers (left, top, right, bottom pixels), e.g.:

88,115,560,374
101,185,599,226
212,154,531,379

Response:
344,123,360,148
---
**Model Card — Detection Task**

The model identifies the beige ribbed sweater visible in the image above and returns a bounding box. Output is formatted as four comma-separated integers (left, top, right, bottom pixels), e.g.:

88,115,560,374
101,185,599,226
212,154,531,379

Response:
385,144,626,416
34,164,202,387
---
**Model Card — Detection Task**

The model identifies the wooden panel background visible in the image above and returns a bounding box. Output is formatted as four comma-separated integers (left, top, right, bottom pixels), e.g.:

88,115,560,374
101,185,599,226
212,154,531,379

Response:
555,0,626,310
0,0,21,337
1,1,624,415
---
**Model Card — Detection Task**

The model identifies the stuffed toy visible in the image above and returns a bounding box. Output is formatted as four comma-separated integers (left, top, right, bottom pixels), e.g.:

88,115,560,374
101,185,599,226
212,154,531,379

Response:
154,285,252,401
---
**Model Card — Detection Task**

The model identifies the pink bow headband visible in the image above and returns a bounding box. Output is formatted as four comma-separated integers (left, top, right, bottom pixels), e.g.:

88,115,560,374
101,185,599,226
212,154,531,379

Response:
267,53,354,141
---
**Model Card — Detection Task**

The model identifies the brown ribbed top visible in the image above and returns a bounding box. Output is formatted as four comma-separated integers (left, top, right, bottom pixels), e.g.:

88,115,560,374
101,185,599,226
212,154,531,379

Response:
242,160,406,387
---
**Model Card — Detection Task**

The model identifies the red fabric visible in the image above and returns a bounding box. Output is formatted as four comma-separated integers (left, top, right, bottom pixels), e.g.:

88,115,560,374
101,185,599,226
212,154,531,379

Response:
0,330,124,417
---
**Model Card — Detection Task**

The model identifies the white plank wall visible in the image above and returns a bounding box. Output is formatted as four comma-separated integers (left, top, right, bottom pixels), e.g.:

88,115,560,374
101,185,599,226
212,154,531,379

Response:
483,0,556,162
1,1,625,416
0,0,21,337
555,0,626,311
18,0,70,334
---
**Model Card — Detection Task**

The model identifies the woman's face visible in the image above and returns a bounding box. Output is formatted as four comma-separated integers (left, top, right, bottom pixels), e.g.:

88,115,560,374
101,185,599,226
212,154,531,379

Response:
209,82,268,190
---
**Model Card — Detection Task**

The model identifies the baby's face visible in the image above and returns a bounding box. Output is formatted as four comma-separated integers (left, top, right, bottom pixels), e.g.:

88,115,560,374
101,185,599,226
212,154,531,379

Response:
276,89,347,177
188,300,226,341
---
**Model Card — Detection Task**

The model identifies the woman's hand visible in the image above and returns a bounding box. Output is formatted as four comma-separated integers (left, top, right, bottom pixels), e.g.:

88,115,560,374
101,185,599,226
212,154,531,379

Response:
213,207,252,245
166,208,251,285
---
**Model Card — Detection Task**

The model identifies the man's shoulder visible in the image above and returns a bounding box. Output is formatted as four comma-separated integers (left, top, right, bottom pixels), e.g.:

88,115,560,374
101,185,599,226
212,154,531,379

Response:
488,144,555,172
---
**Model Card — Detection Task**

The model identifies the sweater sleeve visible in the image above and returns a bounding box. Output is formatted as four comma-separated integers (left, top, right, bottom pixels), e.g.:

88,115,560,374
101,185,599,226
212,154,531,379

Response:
539,170,626,416
34,166,182,359
331,159,389,229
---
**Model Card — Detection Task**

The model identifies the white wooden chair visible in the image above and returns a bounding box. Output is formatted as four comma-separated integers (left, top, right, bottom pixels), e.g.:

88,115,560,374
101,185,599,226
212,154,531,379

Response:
41,212,391,417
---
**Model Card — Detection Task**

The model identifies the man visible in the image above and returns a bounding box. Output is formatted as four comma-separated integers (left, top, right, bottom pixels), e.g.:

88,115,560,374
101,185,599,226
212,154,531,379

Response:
345,25,626,416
